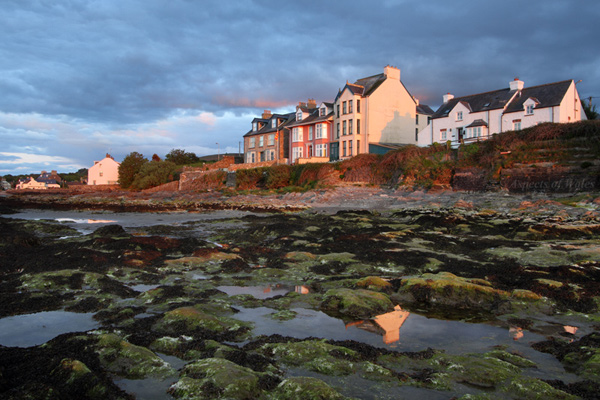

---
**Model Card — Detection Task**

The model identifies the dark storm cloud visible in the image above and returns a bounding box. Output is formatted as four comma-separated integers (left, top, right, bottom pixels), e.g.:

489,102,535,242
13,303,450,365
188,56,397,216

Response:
0,0,598,174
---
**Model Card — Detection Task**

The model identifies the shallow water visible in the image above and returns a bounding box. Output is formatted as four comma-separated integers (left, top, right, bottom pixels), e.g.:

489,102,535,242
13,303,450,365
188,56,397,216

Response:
0,311,98,347
231,305,576,383
2,208,256,236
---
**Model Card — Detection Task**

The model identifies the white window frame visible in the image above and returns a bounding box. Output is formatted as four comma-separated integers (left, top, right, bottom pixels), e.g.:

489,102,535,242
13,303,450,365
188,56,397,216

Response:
249,137,255,148
292,127,303,142
268,134,275,146
456,111,463,121
526,104,534,115
309,126,313,141
259,136,264,147
296,111,302,121
441,129,447,141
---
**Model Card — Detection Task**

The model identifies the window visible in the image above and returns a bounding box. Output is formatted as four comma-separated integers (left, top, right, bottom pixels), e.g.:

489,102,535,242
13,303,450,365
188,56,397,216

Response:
357,119,360,134
513,120,521,131
415,128,419,141
252,122,257,131
349,140,353,156
316,123,326,139
456,111,463,121
99,172,103,177
342,101,347,114
336,123,340,139
249,137,256,148
349,120,353,135
416,114,419,124
259,136,264,147
292,127,303,142
271,119,276,128
337,104,340,117
357,100,360,113
315,144,327,157
526,104,534,115
320,107,326,116
349,100,353,113
441,129,447,140
268,134,275,146
296,111,302,121
342,141,347,157
356,140,360,155
292,146,303,163
343,121,347,135
309,126,313,140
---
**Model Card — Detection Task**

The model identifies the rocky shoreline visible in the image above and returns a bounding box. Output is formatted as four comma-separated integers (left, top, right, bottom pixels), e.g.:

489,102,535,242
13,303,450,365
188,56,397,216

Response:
1,188,600,399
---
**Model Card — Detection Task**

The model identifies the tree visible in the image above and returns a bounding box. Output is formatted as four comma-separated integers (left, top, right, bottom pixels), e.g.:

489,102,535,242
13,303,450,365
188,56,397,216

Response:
152,153,161,162
165,148,199,165
130,160,178,190
118,152,148,188
582,99,598,120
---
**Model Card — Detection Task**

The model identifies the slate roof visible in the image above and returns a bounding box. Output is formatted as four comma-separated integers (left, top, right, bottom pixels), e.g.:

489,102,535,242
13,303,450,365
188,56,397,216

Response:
432,80,573,119
286,109,334,128
504,80,572,113
244,113,295,137
417,104,435,115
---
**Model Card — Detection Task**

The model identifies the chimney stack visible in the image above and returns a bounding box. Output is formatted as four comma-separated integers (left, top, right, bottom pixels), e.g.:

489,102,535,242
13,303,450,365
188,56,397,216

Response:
509,78,524,91
443,93,454,103
262,110,272,119
383,65,400,81
307,99,317,109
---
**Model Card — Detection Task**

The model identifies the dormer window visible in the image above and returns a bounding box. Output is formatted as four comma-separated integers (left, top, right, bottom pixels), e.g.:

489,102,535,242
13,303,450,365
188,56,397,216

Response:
252,122,257,132
526,105,534,115
456,111,463,121
271,119,276,128
320,107,325,116
296,111,302,121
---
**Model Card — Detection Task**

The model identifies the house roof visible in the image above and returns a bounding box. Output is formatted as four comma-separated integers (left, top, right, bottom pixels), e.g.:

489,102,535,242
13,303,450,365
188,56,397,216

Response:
286,109,334,128
432,80,573,119
416,104,435,115
466,119,488,128
244,112,295,137
504,80,572,113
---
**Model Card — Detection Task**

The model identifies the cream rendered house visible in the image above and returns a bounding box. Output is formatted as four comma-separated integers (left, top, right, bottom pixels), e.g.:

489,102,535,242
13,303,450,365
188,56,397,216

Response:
88,154,120,185
418,79,586,147
331,66,421,160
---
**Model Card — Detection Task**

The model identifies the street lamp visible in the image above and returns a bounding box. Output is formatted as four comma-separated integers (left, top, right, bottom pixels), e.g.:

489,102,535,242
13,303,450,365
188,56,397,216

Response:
216,142,220,161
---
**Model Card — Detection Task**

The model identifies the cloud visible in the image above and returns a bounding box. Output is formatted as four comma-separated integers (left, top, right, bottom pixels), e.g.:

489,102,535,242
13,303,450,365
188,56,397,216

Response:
0,0,598,174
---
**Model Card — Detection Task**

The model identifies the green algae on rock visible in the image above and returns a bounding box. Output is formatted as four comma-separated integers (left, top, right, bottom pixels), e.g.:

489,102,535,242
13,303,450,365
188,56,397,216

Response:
321,288,394,319
169,358,269,400
154,305,252,340
95,333,176,379
267,376,349,400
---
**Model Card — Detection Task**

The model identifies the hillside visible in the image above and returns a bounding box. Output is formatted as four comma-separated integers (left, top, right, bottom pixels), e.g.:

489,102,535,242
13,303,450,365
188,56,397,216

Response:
209,120,599,193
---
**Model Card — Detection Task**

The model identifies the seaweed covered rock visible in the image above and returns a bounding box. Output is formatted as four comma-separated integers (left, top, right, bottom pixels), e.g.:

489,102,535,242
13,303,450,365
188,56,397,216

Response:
95,333,175,379
168,358,269,400
154,306,251,340
321,288,394,319
393,272,548,313
268,376,348,400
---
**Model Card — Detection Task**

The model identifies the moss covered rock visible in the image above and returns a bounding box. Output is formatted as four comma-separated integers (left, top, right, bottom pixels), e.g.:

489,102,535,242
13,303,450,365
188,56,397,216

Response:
168,358,266,400
154,306,251,339
267,377,348,400
321,288,394,319
95,333,175,379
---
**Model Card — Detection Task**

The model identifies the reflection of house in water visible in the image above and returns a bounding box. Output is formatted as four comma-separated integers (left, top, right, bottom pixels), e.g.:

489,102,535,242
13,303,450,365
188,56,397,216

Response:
346,305,410,345
295,285,310,294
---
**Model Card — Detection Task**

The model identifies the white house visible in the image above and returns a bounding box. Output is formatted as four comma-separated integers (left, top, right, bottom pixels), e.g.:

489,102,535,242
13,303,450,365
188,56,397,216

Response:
418,79,586,147
88,154,120,185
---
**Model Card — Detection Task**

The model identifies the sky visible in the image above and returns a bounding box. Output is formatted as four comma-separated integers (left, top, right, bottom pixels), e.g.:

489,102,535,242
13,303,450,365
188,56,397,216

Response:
1,0,599,175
